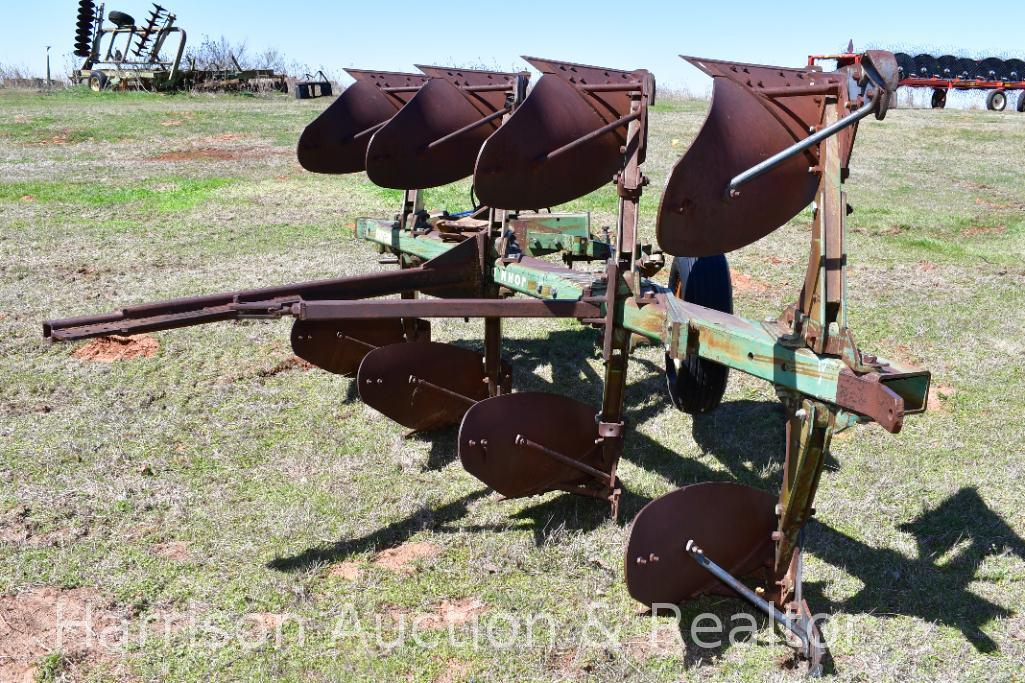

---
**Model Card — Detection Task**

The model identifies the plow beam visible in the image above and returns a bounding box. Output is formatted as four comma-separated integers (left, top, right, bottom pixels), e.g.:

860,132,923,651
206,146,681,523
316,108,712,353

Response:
294,298,601,320
366,66,528,189
297,69,426,174
43,237,481,342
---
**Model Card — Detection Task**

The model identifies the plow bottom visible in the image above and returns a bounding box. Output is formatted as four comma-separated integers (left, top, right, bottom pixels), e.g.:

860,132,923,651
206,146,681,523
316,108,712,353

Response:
625,482,777,606
357,341,510,432
291,318,430,376
458,392,609,498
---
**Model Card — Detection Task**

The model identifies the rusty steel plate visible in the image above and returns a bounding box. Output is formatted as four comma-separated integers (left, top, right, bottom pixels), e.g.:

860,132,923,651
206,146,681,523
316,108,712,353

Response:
357,341,509,432
625,482,777,606
366,67,520,189
474,73,626,210
459,392,604,498
655,55,854,257
296,70,426,174
291,318,429,376
656,76,821,256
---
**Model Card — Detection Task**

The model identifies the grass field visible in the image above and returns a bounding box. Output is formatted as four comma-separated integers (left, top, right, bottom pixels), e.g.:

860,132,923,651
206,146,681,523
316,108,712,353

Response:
1,86,1024,682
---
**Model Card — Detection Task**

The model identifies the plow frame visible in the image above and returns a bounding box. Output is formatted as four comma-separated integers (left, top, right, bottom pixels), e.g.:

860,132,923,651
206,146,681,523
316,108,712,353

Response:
43,52,932,671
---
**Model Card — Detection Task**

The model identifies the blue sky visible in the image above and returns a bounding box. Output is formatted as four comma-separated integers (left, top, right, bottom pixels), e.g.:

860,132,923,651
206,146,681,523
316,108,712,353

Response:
3,0,1025,91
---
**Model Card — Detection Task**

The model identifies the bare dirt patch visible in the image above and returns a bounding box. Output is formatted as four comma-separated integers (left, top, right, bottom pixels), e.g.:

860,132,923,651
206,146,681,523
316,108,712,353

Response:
731,271,771,295
963,224,1007,237
0,505,89,547
71,334,159,362
624,627,682,661
151,541,191,562
258,356,314,377
928,384,957,413
326,561,361,581
372,541,440,574
0,587,126,682
434,658,470,682
417,598,486,630
148,147,243,162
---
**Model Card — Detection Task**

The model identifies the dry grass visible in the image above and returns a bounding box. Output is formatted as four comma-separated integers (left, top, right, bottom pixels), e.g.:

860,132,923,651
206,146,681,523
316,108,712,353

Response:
1,88,1024,681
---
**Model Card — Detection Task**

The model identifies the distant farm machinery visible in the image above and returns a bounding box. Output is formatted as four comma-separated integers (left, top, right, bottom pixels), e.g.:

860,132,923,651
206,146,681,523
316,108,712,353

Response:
812,49,1025,111
44,50,930,672
72,0,287,93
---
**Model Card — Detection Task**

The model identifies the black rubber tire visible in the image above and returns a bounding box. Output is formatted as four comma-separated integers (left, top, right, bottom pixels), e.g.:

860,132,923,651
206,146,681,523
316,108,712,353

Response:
664,255,733,414
87,70,108,92
986,90,1007,112
931,89,947,109
1017,91,1025,113
108,10,135,27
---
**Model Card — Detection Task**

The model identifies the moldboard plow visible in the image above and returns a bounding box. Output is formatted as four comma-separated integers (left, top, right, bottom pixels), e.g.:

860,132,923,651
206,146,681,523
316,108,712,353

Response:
44,52,931,672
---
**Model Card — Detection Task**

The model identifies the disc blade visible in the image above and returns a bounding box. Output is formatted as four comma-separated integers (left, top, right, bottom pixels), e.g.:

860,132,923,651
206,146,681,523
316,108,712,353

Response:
297,71,425,174
291,318,429,376
458,392,604,497
625,482,777,606
366,78,505,189
357,341,509,431
474,74,624,209
656,77,820,256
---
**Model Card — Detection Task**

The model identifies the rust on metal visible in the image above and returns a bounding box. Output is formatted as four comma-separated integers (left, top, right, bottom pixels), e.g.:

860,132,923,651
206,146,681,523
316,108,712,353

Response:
357,341,510,432
474,58,651,209
366,67,527,189
625,482,776,606
459,392,608,498
657,57,847,256
297,69,426,174
291,318,429,376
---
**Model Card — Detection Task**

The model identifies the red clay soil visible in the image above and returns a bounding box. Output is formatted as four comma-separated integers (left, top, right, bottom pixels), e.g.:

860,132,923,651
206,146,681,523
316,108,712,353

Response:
148,147,241,161
0,587,126,681
71,335,159,362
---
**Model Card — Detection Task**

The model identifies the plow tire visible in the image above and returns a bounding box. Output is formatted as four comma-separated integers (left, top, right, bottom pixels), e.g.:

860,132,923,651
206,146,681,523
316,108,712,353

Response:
986,90,1007,112
665,254,732,414
1017,91,1025,113
931,89,946,109
108,10,135,27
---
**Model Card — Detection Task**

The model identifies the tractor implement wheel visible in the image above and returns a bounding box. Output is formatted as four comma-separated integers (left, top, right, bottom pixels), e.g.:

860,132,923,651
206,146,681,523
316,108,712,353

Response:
930,88,946,109
1017,91,1025,113
987,90,1007,112
665,254,732,414
87,70,108,92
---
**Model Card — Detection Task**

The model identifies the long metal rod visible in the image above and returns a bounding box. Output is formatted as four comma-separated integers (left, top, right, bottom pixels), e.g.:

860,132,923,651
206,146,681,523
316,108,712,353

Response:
294,298,601,321
425,106,510,151
727,92,878,197
351,120,387,143
515,435,611,484
544,111,641,162
409,376,476,406
685,541,809,650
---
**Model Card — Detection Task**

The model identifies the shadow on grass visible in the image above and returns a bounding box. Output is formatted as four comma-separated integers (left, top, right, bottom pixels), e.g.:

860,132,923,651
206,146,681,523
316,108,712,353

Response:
267,489,490,572
805,486,1025,654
